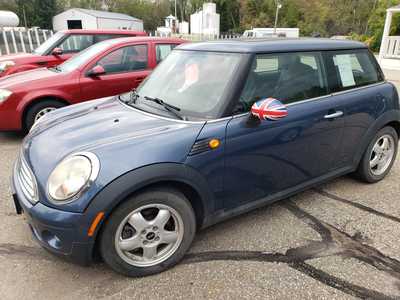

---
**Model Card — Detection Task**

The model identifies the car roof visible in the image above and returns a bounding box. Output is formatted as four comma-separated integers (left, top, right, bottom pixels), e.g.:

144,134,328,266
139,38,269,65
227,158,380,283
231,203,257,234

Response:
61,29,146,36
177,38,367,53
94,36,187,48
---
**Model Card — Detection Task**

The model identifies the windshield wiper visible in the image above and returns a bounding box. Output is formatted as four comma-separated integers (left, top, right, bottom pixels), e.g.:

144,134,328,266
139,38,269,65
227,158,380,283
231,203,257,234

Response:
130,89,139,104
143,96,184,120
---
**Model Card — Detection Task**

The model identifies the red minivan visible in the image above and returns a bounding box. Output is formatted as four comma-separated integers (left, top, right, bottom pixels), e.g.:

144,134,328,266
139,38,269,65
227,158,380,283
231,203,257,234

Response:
0,37,186,131
0,29,147,78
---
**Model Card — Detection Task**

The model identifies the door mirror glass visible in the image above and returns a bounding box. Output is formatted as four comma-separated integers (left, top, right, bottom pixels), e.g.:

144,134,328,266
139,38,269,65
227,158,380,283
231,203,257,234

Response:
88,65,106,77
52,47,63,56
250,98,288,121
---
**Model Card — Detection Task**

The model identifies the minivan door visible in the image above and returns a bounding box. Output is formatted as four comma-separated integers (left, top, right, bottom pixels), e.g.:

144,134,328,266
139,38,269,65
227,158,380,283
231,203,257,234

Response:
223,52,346,209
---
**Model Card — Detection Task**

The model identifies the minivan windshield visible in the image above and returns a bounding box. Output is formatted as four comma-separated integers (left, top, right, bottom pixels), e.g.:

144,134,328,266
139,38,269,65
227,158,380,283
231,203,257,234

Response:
56,40,113,73
133,50,243,120
33,32,65,55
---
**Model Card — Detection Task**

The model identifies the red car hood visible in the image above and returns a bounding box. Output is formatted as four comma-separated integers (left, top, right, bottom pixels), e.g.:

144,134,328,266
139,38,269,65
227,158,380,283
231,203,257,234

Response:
0,67,64,89
0,52,41,63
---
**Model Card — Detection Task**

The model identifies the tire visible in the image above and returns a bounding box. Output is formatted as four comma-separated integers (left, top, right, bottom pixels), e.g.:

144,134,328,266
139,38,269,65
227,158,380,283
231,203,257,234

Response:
355,126,398,183
99,188,196,277
24,99,66,132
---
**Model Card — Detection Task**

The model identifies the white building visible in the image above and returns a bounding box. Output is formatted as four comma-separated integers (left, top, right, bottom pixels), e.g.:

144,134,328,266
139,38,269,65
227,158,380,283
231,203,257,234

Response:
53,8,143,31
379,5,400,70
190,3,220,36
243,28,299,38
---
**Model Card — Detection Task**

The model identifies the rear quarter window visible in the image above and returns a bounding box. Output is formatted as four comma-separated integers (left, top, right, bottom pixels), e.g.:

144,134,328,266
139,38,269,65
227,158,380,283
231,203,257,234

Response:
325,49,383,92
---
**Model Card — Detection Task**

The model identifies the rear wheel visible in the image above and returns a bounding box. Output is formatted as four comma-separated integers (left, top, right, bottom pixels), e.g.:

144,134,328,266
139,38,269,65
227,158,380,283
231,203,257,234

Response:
355,126,398,183
24,99,66,132
99,188,196,277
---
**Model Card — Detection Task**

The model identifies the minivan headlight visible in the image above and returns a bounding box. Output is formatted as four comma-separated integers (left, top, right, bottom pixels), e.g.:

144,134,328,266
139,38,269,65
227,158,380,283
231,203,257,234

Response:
47,152,100,202
0,89,12,104
0,60,15,72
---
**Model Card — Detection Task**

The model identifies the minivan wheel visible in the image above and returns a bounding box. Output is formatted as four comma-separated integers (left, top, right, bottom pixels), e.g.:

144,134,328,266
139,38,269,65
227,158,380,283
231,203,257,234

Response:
99,188,196,277
355,126,398,183
25,99,66,132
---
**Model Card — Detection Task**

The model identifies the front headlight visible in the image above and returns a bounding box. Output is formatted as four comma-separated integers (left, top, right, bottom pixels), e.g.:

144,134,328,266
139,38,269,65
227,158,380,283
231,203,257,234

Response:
0,60,15,72
0,89,12,104
47,152,100,202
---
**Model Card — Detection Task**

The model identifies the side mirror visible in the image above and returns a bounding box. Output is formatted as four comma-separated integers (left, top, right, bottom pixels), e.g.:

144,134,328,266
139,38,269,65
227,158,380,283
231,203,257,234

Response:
51,47,63,56
250,98,288,121
87,65,106,77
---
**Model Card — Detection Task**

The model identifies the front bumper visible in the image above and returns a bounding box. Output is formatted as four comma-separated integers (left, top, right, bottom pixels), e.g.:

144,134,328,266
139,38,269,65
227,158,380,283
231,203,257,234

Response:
11,165,95,265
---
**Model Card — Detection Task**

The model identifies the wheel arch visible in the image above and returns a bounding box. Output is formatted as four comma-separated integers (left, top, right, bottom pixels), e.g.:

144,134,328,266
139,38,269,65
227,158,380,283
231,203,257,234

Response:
21,96,70,129
86,163,214,260
354,110,400,167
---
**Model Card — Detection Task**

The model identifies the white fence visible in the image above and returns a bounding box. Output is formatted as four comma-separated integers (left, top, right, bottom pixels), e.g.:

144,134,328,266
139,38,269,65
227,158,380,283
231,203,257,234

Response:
383,36,400,59
0,28,53,55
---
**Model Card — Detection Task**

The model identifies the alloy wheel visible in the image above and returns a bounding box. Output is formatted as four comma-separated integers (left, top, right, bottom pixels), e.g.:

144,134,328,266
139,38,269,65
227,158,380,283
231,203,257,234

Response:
369,134,395,176
34,107,56,123
114,204,184,267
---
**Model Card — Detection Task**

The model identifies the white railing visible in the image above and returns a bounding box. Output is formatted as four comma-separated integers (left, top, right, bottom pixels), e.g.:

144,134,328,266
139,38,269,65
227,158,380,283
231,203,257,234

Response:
0,28,53,55
384,36,400,59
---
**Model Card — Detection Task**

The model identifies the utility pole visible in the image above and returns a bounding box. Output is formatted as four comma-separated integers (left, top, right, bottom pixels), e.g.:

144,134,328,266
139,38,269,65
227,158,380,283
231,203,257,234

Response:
175,0,177,19
274,1,282,35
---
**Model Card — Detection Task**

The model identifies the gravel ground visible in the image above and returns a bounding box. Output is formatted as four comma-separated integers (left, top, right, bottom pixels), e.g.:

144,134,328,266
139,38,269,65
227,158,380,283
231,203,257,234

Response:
0,80,399,300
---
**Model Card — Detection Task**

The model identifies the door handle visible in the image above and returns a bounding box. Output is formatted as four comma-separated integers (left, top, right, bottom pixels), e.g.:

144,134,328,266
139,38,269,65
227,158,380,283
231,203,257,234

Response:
324,111,343,119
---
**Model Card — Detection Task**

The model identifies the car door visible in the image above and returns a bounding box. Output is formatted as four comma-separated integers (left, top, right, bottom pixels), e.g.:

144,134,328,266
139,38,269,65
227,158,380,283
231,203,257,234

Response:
78,43,151,101
323,49,386,168
43,34,95,68
223,51,346,209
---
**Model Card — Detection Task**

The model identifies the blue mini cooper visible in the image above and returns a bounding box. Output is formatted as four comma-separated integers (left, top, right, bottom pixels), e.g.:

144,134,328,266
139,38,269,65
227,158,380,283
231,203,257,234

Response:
12,39,400,276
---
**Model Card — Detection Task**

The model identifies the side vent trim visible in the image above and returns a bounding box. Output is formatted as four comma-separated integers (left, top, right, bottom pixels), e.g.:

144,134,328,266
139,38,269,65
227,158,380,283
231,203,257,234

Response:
189,139,211,156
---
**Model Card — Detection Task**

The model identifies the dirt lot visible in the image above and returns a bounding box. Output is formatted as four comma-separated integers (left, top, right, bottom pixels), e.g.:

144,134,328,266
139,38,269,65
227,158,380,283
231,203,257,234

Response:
1,80,400,299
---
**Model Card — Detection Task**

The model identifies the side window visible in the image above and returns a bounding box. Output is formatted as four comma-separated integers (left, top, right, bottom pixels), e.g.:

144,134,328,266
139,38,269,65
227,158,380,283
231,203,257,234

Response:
57,34,94,53
237,52,328,112
326,50,383,92
156,44,177,64
95,44,148,74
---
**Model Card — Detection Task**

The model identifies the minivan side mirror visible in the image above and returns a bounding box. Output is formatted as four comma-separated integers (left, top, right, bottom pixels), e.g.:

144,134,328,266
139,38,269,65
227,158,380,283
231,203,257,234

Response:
52,47,63,56
87,65,106,77
250,98,288,121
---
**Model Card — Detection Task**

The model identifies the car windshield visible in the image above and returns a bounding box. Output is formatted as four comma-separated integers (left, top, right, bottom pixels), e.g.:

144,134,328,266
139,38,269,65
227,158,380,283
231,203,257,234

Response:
134,50,243,120
33,32,65,55
56,41,113,73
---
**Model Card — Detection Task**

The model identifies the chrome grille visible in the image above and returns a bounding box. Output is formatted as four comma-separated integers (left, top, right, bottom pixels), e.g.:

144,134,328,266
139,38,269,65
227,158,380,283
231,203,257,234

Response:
17,154,38,203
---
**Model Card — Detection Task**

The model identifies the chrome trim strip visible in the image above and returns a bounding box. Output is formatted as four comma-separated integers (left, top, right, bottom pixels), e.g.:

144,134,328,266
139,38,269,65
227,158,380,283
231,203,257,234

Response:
233,81,386,118
120,81,386,123
17,154,38,203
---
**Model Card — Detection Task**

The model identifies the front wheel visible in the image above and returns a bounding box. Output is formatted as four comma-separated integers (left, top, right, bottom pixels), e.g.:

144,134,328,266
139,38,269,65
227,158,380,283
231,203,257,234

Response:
99,188,196,277
24,99,66,132
355,126,398,183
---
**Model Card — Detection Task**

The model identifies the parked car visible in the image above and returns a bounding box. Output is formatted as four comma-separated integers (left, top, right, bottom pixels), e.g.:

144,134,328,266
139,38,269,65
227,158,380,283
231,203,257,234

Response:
11,39,400,276
0,36,185,131
0,29,147,78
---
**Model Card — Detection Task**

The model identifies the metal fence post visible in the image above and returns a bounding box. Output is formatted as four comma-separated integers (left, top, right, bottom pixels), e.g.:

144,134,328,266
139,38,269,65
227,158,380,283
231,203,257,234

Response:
19,30,26,53
10,29,18,53
27,29,33,52
3,30,10,54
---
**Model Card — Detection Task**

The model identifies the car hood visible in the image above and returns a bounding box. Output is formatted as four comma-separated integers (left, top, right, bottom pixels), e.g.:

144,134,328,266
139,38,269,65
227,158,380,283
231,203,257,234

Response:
22,97,205,209
0,53,39,63
0,67,64,89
